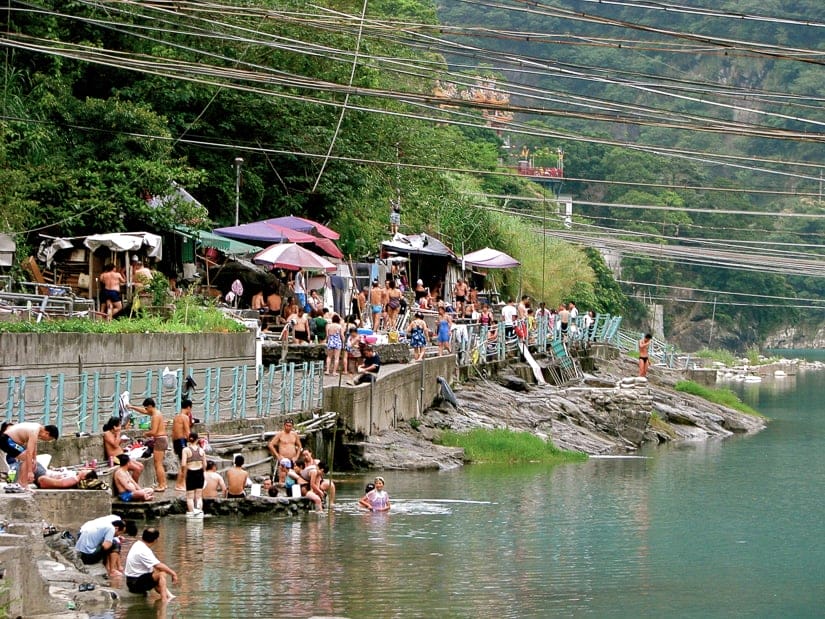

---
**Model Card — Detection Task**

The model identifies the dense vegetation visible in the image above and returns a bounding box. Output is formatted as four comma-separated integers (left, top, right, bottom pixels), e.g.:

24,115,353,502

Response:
3,0,825,345
0,298,247,333
0,0,626,313
435,0,825,347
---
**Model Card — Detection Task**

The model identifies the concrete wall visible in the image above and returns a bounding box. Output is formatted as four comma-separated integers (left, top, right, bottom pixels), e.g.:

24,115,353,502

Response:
326,356,456,435
34,490,112,531
0,332,255,378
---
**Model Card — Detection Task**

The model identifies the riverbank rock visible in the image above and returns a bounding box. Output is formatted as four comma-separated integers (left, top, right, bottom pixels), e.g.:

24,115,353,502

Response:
351,351,767,468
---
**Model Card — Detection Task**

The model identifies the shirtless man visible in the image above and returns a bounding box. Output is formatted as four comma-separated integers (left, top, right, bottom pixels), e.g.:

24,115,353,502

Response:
267,419,303,483
251,290,265,311
103,418,143,482
292,310,311,345
114,454,154,502
226,454,249,498
128,398,168,491
99,263,126,319
266,290,282,315
453,279,468,315
0,421,59,487
171,400,193,491
369,280,385,330
202,460,227,499
639,333,653,377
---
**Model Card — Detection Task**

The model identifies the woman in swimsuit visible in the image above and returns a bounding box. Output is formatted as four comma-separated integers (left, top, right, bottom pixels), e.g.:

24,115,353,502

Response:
359,476,391,512
181,432,206,517
436,306,452,356
407,312,430,361
345,327,362,378
385,280,403,330
325,314,344,376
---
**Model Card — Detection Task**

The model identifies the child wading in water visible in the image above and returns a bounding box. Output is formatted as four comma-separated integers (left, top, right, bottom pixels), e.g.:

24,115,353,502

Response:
359,476,391,512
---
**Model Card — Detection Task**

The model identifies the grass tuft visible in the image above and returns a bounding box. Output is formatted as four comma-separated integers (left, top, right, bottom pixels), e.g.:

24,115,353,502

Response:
675,380,763,416
437,428,587,464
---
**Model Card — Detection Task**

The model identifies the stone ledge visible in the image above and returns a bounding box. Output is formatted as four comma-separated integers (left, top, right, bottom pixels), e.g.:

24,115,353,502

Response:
112,494,315,519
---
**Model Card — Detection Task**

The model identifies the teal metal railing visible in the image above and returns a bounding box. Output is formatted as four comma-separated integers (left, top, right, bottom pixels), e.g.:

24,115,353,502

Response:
452,313,624,367
1,361,324,436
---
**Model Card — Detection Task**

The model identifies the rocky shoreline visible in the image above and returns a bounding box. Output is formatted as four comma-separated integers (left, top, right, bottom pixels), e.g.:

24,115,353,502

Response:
349,354,768,470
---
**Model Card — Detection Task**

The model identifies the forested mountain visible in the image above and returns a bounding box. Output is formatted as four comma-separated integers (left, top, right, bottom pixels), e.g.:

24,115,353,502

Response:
2,0,825,348
0,0,604,308
435,0,825,349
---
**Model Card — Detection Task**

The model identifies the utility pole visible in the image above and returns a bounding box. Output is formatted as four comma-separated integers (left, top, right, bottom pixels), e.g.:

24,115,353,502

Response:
234,157,244,226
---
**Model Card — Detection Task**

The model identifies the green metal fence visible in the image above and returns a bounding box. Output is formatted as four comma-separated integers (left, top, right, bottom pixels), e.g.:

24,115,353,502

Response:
2,361,325,435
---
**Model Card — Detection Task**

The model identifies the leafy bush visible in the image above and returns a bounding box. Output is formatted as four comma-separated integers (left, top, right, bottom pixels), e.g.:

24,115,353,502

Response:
437,428,587,464
0,302,246,334
675,380,762,416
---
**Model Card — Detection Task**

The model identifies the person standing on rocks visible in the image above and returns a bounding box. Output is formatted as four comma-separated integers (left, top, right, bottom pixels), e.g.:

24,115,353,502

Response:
181,432,206,517
638,333,652,378
268,419,303,483
171,400,192,492
129,398,168,492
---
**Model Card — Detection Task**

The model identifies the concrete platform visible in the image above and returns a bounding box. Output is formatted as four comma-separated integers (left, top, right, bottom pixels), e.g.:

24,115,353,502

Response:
112,492,315,520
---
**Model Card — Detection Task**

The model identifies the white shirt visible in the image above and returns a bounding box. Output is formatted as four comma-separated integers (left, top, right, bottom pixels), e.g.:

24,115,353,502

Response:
501,304,518,325
76,515,119,555
124,540,159,577
293,272,305,295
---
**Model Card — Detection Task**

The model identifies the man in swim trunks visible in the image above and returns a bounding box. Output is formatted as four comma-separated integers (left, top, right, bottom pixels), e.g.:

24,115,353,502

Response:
638,333,652,377
267,419,303,482
292,310,311,344
453,279,468,315
129,398,168,491
0,421,59,487
98,263,126,319
369,280,385,330
113,454,154,502
171,400,192,491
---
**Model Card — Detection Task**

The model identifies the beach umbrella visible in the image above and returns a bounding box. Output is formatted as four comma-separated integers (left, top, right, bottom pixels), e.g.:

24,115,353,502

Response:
267,215,340,240
214,221,317,244
253,243,337,272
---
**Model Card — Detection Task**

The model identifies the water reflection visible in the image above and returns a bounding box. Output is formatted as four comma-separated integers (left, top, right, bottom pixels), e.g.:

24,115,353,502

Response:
108,371,825,618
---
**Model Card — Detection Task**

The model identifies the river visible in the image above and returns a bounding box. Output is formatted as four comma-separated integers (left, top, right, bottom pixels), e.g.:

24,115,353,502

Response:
108,360,825,618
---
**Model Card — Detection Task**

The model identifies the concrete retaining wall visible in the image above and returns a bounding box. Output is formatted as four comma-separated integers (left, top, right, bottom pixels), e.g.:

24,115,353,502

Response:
34,490,113,531
326,356,456,435
0,332,255,379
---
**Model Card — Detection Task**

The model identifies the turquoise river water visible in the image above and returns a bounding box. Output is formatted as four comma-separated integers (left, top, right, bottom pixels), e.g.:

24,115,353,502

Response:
106,358,825,618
